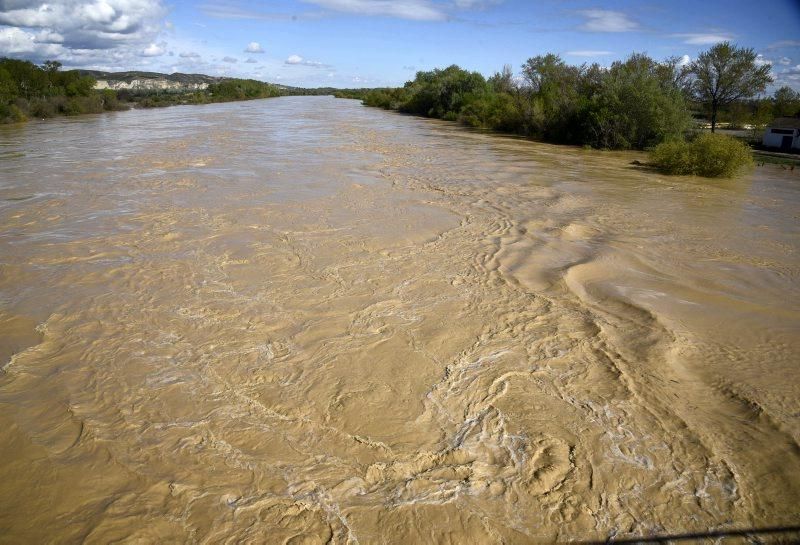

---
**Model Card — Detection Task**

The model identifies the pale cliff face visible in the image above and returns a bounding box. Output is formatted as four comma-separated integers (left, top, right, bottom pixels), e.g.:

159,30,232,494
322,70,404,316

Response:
94,79,209,91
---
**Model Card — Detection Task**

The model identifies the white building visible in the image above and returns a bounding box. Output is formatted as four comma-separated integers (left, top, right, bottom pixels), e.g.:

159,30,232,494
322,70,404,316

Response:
762,117,800,151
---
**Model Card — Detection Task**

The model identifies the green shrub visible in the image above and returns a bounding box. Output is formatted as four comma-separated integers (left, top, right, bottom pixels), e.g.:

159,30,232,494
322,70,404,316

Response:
649,139,693,174
690,133,753,177
100,89,127,111
650,133,753,177
0,102,27,123
62,97,84,115
30,98,56,118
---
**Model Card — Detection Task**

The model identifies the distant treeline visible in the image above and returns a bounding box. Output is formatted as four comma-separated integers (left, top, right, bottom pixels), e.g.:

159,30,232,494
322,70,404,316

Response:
123,78,281,109
343,56,691,150
0,58,282,123
338,47,799,152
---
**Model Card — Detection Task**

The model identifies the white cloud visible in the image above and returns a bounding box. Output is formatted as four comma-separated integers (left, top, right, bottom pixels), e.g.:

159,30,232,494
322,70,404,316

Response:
0,0,167,50
244,57,258,63
676,54,691,66
564,50,612,57
0,0,171,70
577,10,638,32
179,51,201,59
34,29,64,43
222,56,237,63
774,65,800,88
301,0,445,21
755,54,771,67
284,54,331,68
0,25,153,70
779,57,791,66
141,42,165,56
767,40,800,50
673,33,733,45
202,0,501,23
0,26,60,55
199,3,324,21
452,0,502,8
244,41,264,53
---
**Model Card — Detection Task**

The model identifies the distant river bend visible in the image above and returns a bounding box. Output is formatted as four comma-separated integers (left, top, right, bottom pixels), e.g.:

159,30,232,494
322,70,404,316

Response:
0,96,798,543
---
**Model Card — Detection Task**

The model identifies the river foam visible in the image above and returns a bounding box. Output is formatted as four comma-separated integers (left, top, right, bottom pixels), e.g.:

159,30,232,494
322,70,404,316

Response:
0,96,798,543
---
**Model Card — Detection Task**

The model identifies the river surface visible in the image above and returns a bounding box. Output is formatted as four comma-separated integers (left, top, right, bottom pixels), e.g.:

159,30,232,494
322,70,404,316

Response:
0,96,798,544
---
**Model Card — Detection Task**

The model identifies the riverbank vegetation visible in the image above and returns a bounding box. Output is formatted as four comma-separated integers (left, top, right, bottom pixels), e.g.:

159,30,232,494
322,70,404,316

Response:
650,133,754,177
341,43,778,177
340,54,692,150
0,58,282,123
119,78,281,109
0,58,125,122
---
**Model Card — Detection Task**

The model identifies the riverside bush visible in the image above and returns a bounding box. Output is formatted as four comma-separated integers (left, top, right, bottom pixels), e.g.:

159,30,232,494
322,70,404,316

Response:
650,133,753,177
354,54,690,150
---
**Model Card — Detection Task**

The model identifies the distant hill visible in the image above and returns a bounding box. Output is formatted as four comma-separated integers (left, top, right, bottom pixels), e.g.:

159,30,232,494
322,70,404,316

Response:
78,70,222,85
76,70,362,95
77,70,225,92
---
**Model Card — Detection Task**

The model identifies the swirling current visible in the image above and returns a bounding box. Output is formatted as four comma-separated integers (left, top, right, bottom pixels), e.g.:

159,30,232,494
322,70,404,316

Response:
1,96,798,543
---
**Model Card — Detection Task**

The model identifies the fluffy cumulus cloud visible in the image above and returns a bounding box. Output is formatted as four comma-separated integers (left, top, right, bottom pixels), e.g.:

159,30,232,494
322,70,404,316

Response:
577,9,638,32
284,53,331,68
0,0,167,48
774,65,800,87
0,25,61,55
244,41,264,53
0,0,167,66
755,54,770,66
141,42,165,56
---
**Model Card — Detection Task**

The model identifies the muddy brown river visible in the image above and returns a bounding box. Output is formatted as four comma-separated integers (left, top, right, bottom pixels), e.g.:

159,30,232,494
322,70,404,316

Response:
0,96,798,544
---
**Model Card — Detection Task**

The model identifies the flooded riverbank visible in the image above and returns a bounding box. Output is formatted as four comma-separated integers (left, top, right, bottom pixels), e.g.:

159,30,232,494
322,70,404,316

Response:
1,96,798,543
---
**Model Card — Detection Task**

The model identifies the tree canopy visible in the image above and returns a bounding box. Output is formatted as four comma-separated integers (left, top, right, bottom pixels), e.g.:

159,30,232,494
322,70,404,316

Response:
353,52,691,151
686,42,773,132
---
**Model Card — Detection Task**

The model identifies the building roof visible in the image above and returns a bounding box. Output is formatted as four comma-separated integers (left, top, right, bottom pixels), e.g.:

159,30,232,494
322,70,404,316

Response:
768,117,800,129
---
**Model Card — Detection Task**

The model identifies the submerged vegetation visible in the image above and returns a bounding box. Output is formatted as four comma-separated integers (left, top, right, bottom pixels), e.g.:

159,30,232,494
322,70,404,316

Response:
650,134,754,177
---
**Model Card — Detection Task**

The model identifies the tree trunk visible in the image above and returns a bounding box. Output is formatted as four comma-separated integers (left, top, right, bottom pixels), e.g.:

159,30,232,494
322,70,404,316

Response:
711,99,718,133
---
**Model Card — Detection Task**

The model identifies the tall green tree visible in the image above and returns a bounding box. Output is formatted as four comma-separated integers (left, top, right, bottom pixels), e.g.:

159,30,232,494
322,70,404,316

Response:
586,53,690,149
687,42,772,132
42,60,62,73
773,86,800,118
519,54,585,142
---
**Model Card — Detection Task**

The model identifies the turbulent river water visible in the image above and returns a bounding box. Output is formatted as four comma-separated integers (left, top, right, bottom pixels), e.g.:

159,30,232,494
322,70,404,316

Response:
0,96,798,544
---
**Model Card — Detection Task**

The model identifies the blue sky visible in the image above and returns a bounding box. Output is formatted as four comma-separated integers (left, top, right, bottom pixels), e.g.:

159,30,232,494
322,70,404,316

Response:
1,0,799,90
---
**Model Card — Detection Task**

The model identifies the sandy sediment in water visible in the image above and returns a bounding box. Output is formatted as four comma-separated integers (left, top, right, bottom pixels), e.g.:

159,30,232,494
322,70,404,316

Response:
0,97,798,543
